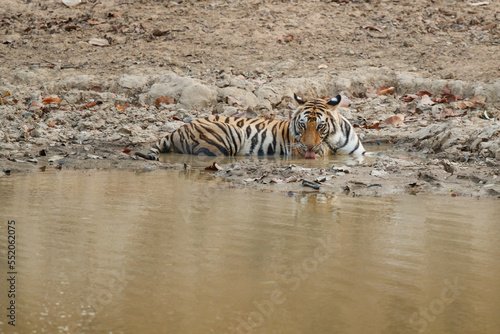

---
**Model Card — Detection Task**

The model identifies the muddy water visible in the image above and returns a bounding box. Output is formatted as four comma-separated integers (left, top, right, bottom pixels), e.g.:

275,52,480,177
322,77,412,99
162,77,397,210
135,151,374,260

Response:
158,143,390,168
0,170,499,334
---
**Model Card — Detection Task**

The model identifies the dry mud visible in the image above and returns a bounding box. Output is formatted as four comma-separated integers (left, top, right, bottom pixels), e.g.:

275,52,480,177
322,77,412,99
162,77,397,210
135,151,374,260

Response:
1,0,499,198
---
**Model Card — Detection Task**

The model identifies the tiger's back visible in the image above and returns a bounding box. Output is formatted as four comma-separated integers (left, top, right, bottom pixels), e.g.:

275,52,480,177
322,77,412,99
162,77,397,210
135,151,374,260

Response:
141,116,293,158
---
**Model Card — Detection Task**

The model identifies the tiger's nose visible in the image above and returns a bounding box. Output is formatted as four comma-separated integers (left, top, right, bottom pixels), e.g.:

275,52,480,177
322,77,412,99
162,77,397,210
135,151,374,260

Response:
306,145,314,150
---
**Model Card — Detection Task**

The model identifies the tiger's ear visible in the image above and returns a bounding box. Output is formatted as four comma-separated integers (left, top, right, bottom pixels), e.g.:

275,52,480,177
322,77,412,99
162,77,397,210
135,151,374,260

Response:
294,93,305,105
327,95,342,108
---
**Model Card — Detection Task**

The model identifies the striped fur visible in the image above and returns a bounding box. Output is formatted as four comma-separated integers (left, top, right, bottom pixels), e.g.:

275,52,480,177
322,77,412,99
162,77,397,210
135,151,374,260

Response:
293,94,365,155
135,94,365,160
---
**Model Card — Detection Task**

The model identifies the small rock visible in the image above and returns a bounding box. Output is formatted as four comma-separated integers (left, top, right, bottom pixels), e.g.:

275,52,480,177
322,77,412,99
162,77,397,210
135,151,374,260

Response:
88,38,109,47
48,155,65,162
302,180,320,189
62,0,81,6
370,170,388,177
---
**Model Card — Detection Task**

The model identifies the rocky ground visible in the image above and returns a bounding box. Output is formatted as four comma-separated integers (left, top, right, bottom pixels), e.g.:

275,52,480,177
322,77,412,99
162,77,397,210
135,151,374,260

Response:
0,0,499,198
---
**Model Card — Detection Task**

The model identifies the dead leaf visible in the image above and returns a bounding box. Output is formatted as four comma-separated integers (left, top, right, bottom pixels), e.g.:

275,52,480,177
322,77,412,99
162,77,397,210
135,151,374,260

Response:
455,101,474,109
172,116,182,121
205,162,222,171
47,121,58,127
88,20,101,25
227,96,243,106
416,91,433,97
419,94,435,106
42,96,61,105
263,113,276,121
2,92,10,98
437,86,460,103
252,78,267,85
88,38,109,47
318,64,328,69
234,107,257,118
432,96,447,103
122,148,131,154
361,25,383,32
244,178,259,183
469,95,486,105
108,12,122,18
65,25,77,31
271,176,298,184
384,114,405,126
84,101,97,109
155,96,176,107
442,108,455,117
365,86,378,97
116,105,125,112
152,29,169,37
277,34,294,43
364,121,383,130
478,23,496,31
29,100,44,111
376,86,395,96
339,92,352,108
401,94,418,102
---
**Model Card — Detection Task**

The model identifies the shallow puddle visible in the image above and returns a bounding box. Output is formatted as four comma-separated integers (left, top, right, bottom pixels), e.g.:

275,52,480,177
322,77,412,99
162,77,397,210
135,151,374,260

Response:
0,170,499,334
158,143,390,168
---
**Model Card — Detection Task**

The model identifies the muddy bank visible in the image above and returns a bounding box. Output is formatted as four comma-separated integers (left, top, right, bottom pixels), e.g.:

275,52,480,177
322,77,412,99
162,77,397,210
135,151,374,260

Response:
1,71,499,198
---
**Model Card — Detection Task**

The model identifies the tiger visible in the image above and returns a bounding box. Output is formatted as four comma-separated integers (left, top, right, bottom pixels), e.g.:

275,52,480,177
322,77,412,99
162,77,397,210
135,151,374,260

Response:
135,94,365,160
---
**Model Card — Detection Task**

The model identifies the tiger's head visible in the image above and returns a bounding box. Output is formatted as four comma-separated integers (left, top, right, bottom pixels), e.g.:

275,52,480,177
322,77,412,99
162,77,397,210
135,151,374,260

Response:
290,94,342,159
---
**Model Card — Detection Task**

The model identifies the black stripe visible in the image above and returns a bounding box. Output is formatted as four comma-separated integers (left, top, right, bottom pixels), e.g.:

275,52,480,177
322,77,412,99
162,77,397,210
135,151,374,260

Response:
270,124,278,155
348,141,360,154
195,148,216,156
197,122,231,155
338,120,351,148
246,126,252,138
258,129,267,156
267,141,275,155
228,127,240,155
212,122,234,150
214,143,229,155
249,132,259,154
171,137,181,153
162,135,170,152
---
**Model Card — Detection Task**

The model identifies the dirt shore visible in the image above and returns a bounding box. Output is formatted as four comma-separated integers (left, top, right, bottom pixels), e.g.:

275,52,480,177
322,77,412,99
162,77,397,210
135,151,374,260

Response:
1,0,499,198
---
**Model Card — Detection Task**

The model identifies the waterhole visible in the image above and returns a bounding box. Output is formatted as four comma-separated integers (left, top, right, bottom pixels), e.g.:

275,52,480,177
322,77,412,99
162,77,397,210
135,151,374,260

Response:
157,143,394,168
0,170,499,334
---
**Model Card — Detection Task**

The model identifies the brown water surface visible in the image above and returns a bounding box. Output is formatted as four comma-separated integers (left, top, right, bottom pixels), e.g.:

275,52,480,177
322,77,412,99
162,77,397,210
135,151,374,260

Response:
0,170,499,334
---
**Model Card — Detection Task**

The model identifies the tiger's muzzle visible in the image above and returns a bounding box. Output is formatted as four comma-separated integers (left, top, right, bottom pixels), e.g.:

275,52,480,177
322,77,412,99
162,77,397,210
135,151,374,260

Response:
301,121,322,159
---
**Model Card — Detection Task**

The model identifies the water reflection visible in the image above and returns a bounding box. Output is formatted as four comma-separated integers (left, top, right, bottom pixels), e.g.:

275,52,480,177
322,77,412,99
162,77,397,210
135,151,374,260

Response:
0,170,499,334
